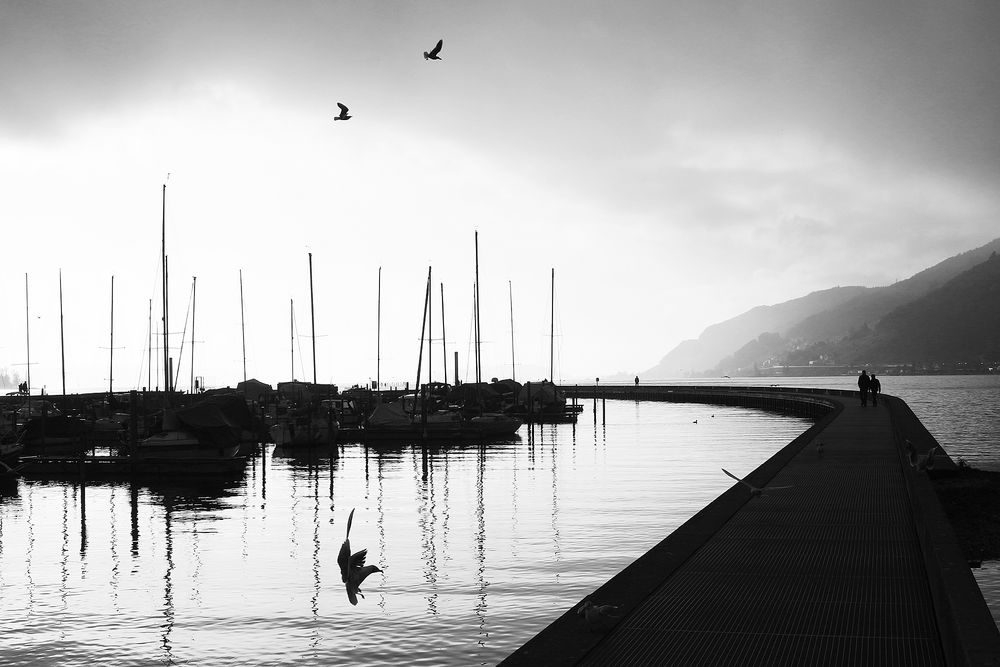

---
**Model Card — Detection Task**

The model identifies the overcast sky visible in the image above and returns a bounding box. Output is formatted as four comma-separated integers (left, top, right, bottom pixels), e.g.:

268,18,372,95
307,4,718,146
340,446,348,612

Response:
2,0,998,392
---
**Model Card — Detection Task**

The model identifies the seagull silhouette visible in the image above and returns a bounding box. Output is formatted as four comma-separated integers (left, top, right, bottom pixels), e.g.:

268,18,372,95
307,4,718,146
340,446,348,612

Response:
338,508,382,605
722,468,793,497
577,600,621,631
334,102,352,121
424,39,443,60
904,440,939,470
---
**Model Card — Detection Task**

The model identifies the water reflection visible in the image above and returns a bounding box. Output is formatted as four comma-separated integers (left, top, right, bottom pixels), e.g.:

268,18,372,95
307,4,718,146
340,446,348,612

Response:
161,494,175,664
16,391,985,665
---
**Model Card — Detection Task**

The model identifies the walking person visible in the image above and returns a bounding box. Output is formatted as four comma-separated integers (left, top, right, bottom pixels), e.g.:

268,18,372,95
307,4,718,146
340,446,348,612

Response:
870,373,881,407
858,370,871,407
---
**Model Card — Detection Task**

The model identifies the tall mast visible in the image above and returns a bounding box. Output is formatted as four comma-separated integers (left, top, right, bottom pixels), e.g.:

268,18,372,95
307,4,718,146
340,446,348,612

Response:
161,183,170,394
550,268,555,382
414,267,431,401
308,252,317,386
24,273,30,395
239,270,247,383
290,299,295,381
428,266,433,386
147,299,152,390
109,275,114,395
508,280,515,382
59,269,66,395
474,231,481,384
440,283,448,385
190,276,197,394
376,267,381,391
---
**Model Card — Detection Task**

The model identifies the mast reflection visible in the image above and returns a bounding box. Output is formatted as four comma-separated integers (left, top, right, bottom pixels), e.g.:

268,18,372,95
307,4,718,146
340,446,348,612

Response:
474,443,488,646
161,495,175,664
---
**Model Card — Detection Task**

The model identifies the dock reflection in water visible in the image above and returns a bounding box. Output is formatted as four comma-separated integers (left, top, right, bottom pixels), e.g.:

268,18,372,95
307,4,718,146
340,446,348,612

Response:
2,400,828,665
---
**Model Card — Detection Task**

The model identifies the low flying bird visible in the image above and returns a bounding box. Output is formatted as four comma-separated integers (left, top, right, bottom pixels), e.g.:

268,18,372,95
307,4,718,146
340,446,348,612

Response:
338,508,383,605
577,600,621,632
905,439,919,467
722,468,794,497
917,445,939,471
334,102,352,121
424,38,443,60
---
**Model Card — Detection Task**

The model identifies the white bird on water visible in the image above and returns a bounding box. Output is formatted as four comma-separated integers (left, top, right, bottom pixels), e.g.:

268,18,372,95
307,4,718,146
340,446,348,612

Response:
424,38,443,60
334,102,352,121
338,508,383,605
722,468,794,497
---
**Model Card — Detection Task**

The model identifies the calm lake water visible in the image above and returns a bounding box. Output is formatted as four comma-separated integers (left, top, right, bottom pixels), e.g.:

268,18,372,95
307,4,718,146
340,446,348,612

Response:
0,375,996,665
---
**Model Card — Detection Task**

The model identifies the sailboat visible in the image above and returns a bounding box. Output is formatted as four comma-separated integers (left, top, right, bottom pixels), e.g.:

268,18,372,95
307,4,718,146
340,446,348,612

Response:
134,183,241,460
268,254,338,448
509,268,579,424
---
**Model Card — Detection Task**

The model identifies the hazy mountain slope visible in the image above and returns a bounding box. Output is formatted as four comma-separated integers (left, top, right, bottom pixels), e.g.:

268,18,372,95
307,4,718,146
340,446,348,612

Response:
787,237,1000,342
645,236,1000,377
643,286,867,378
859,251,1000,363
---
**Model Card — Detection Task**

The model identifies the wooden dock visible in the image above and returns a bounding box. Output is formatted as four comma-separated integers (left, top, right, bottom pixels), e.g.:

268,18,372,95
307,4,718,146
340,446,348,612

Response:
502,387,1000,666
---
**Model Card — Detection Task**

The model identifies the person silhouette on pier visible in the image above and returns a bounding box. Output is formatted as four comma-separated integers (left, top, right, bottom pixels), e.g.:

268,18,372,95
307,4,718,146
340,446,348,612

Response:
858,370,871,407
634,376,639,387
869,373,881,407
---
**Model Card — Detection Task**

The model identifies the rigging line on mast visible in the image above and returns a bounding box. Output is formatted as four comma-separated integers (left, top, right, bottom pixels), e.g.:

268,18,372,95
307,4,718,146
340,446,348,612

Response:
172,278,196,390
464,285,476,384
292,307,308,382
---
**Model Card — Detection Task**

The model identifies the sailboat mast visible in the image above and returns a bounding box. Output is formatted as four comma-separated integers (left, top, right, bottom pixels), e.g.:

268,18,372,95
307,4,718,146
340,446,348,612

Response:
59,269,66,395
474,231,481,384
290,299,294,381
308,252,317,386
414,267,431,401
109,275,114,395
190,276,197,394
508,280,515,382
239,269,247,383
440,283,448,385
550,268,555,382
147,300,152,390
25,273,30,395
428,266,433,387
376,267,381,392
161,183,170,395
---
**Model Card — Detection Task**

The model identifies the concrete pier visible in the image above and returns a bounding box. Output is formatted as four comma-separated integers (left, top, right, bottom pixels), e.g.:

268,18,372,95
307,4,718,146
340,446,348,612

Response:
501,386,1000,666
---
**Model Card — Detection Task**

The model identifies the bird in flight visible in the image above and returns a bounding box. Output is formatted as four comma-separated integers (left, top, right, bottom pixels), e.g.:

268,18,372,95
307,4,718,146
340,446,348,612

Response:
338,508,383,605
424,39,443,60
906,440,939,470
577,600,621,632
722,468,794,497
334,103,352,121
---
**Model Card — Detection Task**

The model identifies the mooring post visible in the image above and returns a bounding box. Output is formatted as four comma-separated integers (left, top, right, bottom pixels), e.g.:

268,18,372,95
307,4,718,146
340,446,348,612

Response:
602,396,606,425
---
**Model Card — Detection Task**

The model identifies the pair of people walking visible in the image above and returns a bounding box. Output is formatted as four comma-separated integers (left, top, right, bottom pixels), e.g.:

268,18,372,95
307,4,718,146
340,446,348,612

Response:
858,370,881,407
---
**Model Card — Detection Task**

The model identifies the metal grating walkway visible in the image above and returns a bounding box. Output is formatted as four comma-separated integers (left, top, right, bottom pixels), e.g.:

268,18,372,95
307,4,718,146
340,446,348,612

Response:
578,400,945,666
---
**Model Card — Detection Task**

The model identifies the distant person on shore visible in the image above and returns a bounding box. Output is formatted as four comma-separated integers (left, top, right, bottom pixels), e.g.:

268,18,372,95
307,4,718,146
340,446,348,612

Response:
870,374,881,407
634,376,639,387
858,370,871,407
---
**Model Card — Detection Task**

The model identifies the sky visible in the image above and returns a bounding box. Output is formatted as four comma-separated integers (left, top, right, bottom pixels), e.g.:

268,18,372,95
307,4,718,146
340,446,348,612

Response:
1,0,999,393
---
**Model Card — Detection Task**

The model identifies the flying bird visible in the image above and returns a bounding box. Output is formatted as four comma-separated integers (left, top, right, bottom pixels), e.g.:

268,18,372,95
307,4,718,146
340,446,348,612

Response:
722,468,793,497
338,508,383,605
334,103,352,121
910,444,938,471
577,600,621,632
905,439,919,467
424,39,443,60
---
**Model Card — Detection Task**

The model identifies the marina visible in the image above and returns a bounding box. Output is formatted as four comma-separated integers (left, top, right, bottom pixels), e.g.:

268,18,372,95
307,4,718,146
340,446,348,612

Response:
0,376,997,665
